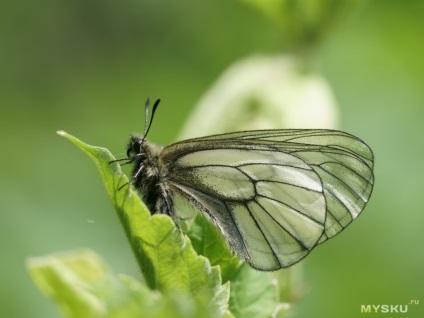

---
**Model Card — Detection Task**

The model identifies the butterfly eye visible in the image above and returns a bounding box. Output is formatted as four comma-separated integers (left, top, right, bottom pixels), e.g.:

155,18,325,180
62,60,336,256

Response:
126,135,144,158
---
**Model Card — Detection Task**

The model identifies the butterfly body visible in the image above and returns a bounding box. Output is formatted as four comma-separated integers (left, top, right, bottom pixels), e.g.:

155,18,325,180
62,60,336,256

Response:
125,127,374,271
127,135,174,217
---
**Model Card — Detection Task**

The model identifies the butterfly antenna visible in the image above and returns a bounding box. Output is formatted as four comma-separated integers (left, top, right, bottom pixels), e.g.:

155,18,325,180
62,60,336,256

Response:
143,97,151,137
110,97,160,165
143,98,160,140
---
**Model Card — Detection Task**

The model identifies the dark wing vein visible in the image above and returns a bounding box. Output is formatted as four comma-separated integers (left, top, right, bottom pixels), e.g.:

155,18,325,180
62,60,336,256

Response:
244,202,281,266
254,198,310,250
256,194,323,228
317,161,373,186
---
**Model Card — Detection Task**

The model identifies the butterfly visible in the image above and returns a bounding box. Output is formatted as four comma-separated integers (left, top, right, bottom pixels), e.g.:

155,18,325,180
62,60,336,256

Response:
115,98,374,271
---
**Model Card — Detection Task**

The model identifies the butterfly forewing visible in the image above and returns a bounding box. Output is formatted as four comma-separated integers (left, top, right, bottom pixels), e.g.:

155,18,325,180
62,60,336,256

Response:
159,129,374,270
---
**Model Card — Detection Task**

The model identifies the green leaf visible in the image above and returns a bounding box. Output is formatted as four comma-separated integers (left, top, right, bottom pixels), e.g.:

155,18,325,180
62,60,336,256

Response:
186,213,241,283
27,249,219,318
229,264,280,318
210,282,232,318
27,249,113,318
55,131,227,312
46,131,302,318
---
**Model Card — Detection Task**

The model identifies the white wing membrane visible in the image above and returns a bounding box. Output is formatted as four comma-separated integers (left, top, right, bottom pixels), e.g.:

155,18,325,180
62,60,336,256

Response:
176,149,311,169
176,166,255,201
163,129,374,270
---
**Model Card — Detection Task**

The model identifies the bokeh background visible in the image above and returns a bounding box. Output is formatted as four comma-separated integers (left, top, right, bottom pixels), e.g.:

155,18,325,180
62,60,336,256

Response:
1,0,423,317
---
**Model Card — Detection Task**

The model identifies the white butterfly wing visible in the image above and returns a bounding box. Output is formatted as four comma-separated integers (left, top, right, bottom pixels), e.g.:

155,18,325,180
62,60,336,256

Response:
161,130,374,270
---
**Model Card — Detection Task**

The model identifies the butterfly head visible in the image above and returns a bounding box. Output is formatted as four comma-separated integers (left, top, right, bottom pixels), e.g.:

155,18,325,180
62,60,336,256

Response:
111,98,161,191
126,133,145,158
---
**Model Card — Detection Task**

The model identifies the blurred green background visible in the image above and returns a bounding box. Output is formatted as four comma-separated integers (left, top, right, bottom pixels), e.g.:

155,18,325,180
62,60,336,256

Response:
1,0,423,317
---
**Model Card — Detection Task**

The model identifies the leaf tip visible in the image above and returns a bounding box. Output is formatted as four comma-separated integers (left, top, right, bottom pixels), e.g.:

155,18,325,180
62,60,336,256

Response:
56,130,67,137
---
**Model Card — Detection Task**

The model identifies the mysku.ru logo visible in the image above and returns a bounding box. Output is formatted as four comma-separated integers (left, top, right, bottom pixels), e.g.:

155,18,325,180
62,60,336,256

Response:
360,300,419,314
